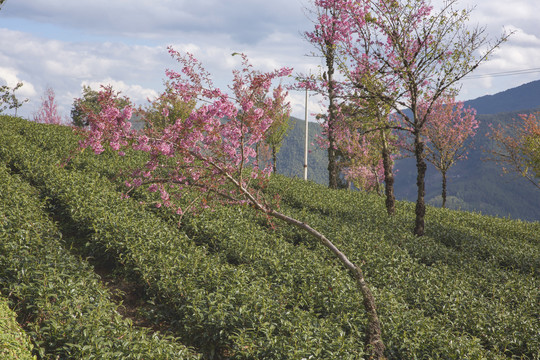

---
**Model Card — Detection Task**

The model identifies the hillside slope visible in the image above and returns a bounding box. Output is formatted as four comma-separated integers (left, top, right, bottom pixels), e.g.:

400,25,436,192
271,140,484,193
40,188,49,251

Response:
271,116,328,184
1,116,539,359
277,81,540,221
466,79,540,115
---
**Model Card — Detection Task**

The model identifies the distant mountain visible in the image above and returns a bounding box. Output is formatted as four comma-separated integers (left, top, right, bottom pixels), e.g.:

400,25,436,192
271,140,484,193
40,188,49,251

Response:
393,107,540,221
394,79,540,221
465,79,540,115
276,117,329,185
277,80,540,221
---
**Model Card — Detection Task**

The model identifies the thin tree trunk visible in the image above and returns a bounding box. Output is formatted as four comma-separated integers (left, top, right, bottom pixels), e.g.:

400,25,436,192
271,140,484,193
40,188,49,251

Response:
381,130,395,216
272,145,277,173
268,209,386,359
328,142,339,188
414,131,427,236
214,138,387,359
373,166,382,196
256,144,260,169
441,170,447,208
326,47,339,189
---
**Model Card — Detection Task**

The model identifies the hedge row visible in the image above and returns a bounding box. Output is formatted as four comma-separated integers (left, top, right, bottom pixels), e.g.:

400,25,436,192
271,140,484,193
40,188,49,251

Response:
266,175,540,359
8,118,497,359
1,119,369,358
137,182,514,359
0,146,200,358
91,140,538,360
23,120,520,359
3,116,539,359
0,296,35,360
267,174,540,274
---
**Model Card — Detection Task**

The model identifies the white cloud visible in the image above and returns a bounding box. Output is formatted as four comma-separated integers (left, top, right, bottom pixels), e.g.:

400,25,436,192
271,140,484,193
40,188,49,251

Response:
2,0,540,120
0,67,37,100
3,0,311,44
503,26,540,46
288,91,325,121
81,79,159,104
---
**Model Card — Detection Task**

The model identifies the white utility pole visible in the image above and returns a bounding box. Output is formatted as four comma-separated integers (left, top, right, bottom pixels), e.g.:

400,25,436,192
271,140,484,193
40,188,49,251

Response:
304,86,309,180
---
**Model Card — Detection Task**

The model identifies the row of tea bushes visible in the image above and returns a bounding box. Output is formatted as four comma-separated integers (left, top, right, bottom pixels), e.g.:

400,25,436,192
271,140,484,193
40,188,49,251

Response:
11,118,496,359
177,209,498,359
0,296,36,360
266,175,540,359
0,155,200,358
62,127,518,358
1,119,369,358
154,188,507,359
129,160,539,359
268,174,540,274
3,116,539,359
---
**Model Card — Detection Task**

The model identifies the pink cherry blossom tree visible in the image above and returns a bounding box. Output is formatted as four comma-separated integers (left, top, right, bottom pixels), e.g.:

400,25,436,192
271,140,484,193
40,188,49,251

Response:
33,87,63,125
334,99,399,215
77,47,386,358
488,112,540,190
407,95,478,208
302,0,353,189
310,0,508,236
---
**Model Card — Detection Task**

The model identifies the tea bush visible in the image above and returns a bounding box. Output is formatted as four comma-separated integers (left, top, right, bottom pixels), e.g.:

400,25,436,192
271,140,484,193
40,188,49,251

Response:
0,296,36,360
1,119,368,358
1,116,539,359
0,150,200,359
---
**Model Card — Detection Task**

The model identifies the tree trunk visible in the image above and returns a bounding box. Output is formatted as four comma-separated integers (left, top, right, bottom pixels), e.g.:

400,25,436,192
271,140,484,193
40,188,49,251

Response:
256,143,260,169
373,166,382,196
441,170,447,208
217,164,386,359
272,145,277,173
381,130,395,216
414,131,427,236
326,46,340,189
328,142,339,189
268,209,386,359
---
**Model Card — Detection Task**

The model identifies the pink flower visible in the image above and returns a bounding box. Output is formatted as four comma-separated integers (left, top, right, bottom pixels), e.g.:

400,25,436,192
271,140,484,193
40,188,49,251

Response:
76,48,292,217
122,106,133,120
110,141,120,151
160,188,170,201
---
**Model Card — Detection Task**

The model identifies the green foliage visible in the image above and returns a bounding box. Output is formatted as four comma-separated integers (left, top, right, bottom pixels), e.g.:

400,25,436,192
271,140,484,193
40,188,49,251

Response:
139,81,196,130
0,82,28,116
264,175,539,359
0,117,200,359
524,131,540,177
71,85,131,127
262,99,293,172
1,115,539,359
1,118,367,359
0,297,36,360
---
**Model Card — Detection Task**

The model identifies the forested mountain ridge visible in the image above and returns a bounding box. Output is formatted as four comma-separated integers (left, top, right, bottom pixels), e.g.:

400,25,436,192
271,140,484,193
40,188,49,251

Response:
466,79,540,115
277,80,540,221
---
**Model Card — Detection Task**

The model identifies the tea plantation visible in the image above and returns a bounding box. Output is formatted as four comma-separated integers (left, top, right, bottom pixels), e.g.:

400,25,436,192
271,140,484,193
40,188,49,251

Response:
1,116,539,359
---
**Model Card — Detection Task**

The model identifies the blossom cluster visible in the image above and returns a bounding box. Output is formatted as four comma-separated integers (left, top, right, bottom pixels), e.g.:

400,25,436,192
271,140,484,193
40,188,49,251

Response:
77,48,291,216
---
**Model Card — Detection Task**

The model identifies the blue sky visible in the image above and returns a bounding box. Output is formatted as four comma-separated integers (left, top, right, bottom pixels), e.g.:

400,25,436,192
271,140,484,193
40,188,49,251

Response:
2,0,540,120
